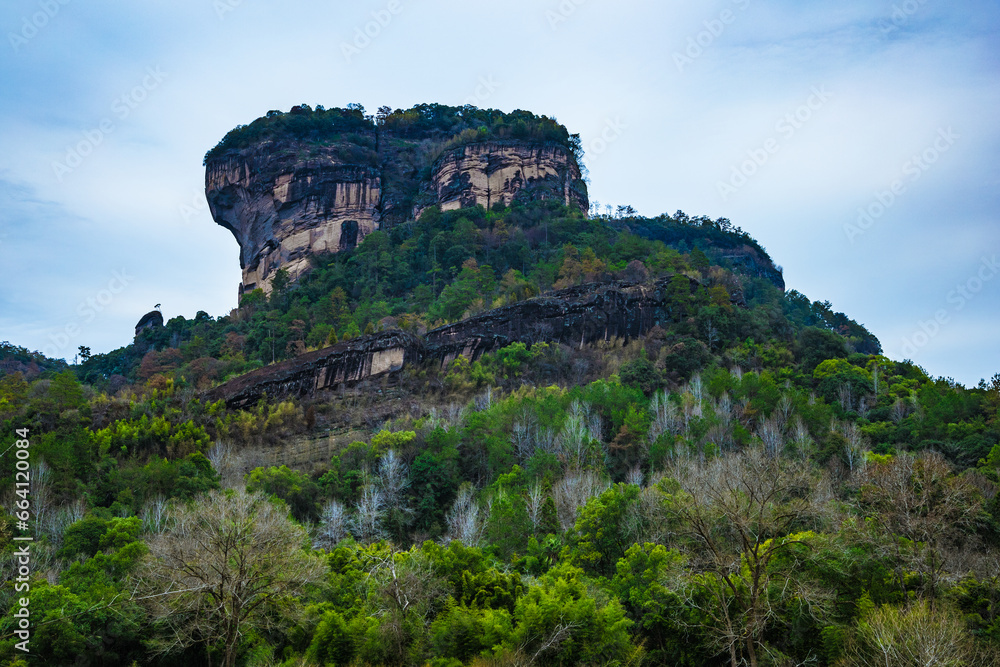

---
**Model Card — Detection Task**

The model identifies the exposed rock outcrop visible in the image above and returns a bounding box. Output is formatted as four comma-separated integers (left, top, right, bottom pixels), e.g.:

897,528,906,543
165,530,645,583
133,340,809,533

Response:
205,278,703,408
426,278,690,366
425,141,588,215
206,138,381,295
134,310,164,337
204,330,423,409
205,108,589,297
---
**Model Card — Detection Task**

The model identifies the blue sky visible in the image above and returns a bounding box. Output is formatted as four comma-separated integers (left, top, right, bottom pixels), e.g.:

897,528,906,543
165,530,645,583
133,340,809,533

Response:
1,0,998,385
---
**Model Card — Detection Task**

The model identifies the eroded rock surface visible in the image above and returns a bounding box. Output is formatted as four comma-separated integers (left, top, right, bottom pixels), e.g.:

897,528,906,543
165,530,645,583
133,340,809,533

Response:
206,139,381,296
206,124,588,297
426,141,588,215
204,330,423,409
206,278,702,408
426,278,691,365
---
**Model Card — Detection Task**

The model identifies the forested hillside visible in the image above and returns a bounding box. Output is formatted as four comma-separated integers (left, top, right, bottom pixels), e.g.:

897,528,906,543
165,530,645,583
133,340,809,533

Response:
2,199,999,667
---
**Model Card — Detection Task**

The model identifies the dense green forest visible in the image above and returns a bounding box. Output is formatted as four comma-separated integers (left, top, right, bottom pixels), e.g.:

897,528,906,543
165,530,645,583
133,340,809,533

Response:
204,103,582,164
2,199,999,667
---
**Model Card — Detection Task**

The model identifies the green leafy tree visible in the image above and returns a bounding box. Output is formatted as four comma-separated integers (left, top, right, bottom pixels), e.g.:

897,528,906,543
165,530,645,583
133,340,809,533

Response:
569,484,643,577
246,464,321,522
501,563,639,666
612,543,704,666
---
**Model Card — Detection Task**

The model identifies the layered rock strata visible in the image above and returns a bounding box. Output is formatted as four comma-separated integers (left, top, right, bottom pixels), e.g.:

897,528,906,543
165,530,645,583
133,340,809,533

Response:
425,278,685,365
203,330,422,409
427,141,588,214
206,127,588,297
205,140,381,296
206,278,700,408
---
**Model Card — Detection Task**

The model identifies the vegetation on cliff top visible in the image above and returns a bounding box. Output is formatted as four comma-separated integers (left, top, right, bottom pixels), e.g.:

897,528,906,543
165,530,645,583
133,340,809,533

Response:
204,103,582,165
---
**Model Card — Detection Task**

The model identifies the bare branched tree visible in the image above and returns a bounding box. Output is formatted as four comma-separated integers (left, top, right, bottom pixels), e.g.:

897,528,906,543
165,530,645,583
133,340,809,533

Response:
560,400,602,468
837,420,868,474
837,600,995,667
856,451,984,600
680,391,702,435
39,497,86,549
536,425,558,456
526,482,545,534
140,495,169,534
314,498,349,550
363,548,450,663
444,483,484,546
553,470,609,531
352,482,386,543
137,489,325,667
717,392,734,429
790,417,814,460
378,449,411,510
558,413,592,469
670,448,820,667
688,374,704,405
206,441,249,489
890,396,915,423
518,619,582,666
377,449,413,538
857,395,872,420
30,460,53,534
649,390,682,443
758,415,784,458
474,386,495,411
511,418,535,462
775,394,794,429
837,382,854,412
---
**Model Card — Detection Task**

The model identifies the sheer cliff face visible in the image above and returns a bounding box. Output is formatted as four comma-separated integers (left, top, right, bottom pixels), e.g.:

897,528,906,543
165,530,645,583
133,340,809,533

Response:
206,130,588,296
427,142,588,215
205,140,381,295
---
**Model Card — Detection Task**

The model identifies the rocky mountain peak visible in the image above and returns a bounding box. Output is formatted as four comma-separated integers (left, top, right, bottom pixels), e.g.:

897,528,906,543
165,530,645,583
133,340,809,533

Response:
204,104,589,296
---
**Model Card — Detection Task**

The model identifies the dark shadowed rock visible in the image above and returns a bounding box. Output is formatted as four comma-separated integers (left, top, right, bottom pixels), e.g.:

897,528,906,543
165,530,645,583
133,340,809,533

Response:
204,277,708,408
135,310,164,337
425,277,697,365
204,330,424,409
